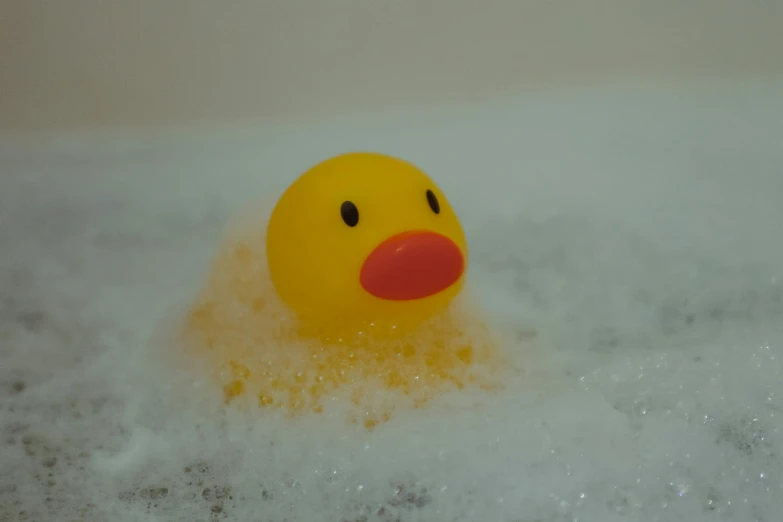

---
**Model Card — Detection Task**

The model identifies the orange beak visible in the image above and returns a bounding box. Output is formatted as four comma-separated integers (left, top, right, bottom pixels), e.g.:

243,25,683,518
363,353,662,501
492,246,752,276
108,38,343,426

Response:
359,231,465,301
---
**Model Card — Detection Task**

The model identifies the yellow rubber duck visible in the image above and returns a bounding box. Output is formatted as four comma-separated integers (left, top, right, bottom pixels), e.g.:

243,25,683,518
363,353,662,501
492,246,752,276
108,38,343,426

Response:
182,152,504,429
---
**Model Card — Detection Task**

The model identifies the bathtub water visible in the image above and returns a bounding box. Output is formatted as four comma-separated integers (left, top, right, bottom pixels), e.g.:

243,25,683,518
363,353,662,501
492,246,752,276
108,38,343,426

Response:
1,79,782,521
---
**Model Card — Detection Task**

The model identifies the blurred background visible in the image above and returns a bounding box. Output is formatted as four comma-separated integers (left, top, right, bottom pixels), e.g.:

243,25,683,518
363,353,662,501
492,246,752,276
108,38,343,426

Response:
1,0,782,134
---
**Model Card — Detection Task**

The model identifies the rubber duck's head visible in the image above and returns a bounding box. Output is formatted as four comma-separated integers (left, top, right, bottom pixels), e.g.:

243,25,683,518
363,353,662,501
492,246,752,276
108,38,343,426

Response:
265,152,468,335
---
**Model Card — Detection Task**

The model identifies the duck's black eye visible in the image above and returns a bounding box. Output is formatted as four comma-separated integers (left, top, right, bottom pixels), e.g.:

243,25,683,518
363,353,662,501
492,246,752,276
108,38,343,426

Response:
340,201,359,227
426,189,440,214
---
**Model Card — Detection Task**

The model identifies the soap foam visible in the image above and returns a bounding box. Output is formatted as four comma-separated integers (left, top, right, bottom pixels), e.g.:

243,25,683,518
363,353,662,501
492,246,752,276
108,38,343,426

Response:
176,202,509,431
1,79,783,521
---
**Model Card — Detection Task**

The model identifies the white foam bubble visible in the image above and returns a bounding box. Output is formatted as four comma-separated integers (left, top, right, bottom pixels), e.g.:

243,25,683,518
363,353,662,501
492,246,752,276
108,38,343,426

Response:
2,78,783,521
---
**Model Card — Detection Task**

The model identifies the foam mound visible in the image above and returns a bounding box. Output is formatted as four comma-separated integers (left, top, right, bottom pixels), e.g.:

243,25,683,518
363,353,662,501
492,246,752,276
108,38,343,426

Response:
178,206,507,430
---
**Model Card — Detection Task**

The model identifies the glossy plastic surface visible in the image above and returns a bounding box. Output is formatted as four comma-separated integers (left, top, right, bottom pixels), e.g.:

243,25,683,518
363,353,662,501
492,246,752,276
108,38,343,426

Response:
265,152,469,338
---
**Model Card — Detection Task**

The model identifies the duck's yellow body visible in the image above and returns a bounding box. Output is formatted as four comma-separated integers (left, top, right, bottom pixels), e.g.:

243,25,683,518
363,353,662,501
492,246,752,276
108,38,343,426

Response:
183,152,502,429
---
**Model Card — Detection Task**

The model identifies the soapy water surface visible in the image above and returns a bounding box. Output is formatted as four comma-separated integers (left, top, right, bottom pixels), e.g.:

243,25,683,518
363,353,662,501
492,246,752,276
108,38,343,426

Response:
1,80,782,521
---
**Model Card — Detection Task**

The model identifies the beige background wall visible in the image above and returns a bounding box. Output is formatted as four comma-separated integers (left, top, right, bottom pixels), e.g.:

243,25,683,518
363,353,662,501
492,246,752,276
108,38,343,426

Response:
1,0,782,133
